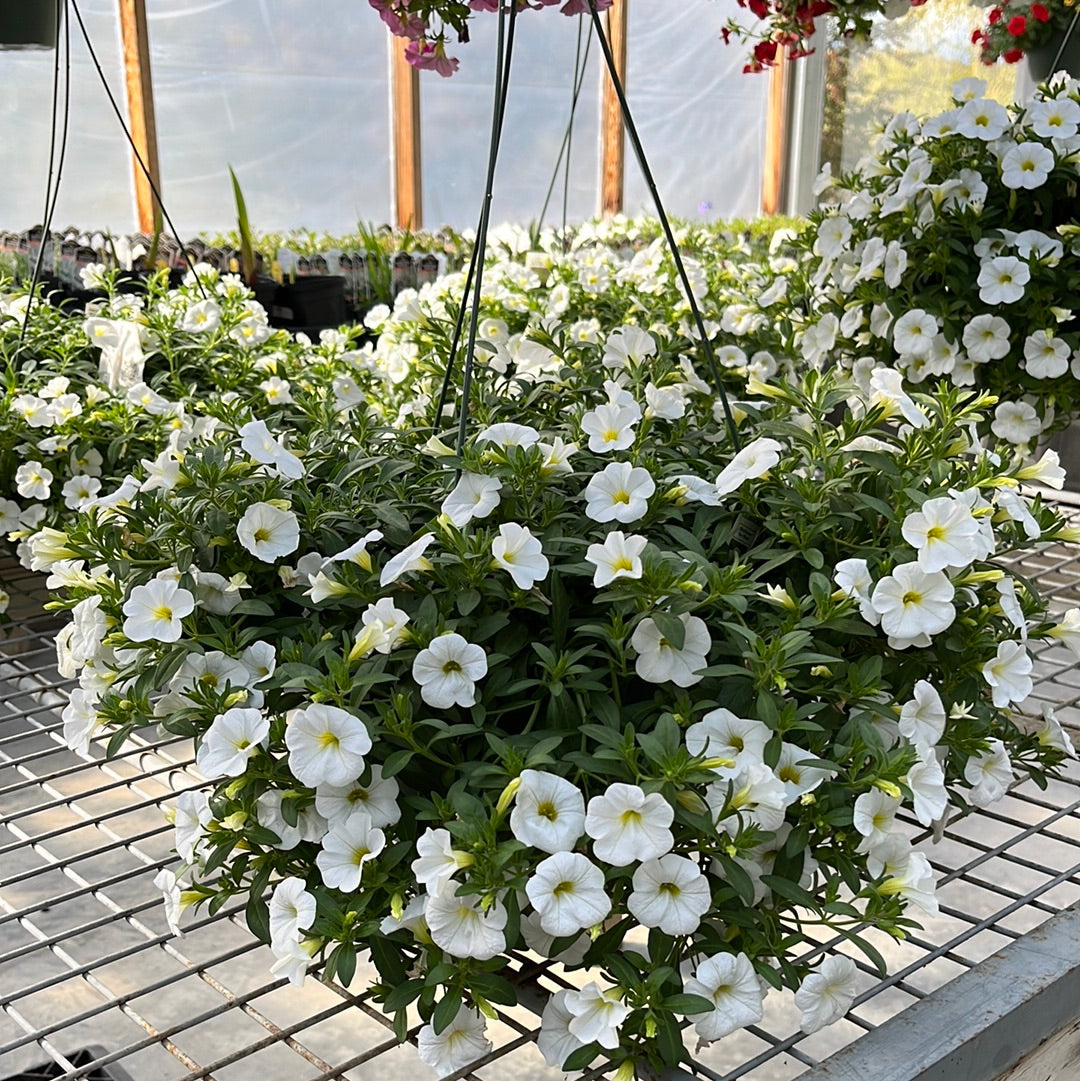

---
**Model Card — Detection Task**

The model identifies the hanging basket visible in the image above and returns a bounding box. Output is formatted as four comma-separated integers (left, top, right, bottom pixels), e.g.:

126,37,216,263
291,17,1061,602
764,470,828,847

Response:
1025,24,1080,83
0,0,58,51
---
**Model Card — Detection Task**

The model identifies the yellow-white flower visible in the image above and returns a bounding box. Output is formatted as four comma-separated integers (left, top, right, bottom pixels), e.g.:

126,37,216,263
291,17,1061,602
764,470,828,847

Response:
315,809,385,890
585,530,647,588
526,851,611,937
236,502,300,563
491,522,549,589
417,1006,492,1077
794,954,858,1033
412,632,488,709
684,953,765,1042
122,577,196,643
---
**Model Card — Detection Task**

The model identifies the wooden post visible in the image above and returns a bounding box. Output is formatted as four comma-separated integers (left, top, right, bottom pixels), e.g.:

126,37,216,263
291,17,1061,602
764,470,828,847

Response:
599,0,628,218
390,35,422,230
117,0,162,234
761,52,787,215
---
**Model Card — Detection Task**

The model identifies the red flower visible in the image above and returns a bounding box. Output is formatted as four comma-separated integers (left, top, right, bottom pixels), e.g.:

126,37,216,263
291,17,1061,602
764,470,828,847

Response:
987,6,1002,22
1003,46,1025,61
753,39,779,63
748,0,769,18
1007,13,1027,34
1031,2,1050,20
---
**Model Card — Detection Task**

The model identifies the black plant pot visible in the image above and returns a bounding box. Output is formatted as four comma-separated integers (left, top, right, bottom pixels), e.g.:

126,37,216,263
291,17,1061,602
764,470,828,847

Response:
0,0,58,51
1026,28,1080,84
272,275,347,329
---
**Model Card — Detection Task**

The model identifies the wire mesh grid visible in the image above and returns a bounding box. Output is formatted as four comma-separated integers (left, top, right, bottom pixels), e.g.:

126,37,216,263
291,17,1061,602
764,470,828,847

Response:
2,515,1080,1081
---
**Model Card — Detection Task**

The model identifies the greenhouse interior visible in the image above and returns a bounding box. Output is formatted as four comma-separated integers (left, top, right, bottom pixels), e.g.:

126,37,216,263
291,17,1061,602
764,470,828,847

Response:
3,1,1080,1080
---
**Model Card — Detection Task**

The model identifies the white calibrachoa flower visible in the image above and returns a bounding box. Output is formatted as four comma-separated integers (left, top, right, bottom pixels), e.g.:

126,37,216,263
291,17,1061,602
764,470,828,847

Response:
285,703,372,788
412,632,488,708
870,562,955,643
195,707,270,778
380,533,436,586
425,890,508,961
269,877,316,950
852,788,901,853
627,853,711,935
412,827,473,892
173,790,212,864
630,613,711,687
581,401,641,453
685,708,770,777
898,680,947,748
1001,142,1054,190
585,530,647,587
315,809,386,890
906,748,948,826
684,953,765,1042
992,401,1042,444
315,766,401,829
510,769,586,853
982,640,1032,708
491,522,549,589
538,991,582,1069
564,983,630,1050
868,836,939,916
236,502,300,563
585,782,674,866
15,460,52,499
417,1006,492,1077
794,954,859,1033
714,437,783,496
122,577,196,643
1048,608,1080,657
583,461,655,524
441,471,502,528
239,419,305,479
901,497,982,573
526,851,612,936
964,739,1014,807
977,256,1029,305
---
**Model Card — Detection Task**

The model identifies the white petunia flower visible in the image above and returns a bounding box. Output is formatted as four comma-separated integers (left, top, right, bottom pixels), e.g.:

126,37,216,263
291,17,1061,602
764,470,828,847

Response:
441,472,502,528
898,680,947,748
583,461,655,524
285,703,372,788
538,436,578,476
852,788,901,853
520,910,590,966
316,809,385,890
1039,705,1076,757
1048,608,1080,656
526,851,611,937
627,853,711,935
715,437,783,496
61,688,100,754
794,954,858,1033
906,746,948,826
870,562,955,643
964,738,1013,807
315,765,401,829
236,502,300,563
412,827,473,893
15,460,53,499
962,313,1011,362
630,613,711,687
585,782,674,866
892,308,938,357
417,1006,492,1077
122,577,196,643
603,324,656,368
901,496,982,572
775,743,833,804
412,632,487,709
867,368,928,428
1023,330,1070,379
510,769,586,853
991,401,1042,444
380,533,436,586
834,557,879,624
564,983,630,1050
475,421,540,448
580,401,641,453
491,522,549,589
173,789,212,864
425,890,507,961
977,256,1030,305
238,419,304,480
685,708,770,777
538,990,585,1069
684,953,765,1042
195,707,269,778
182,298,222,332
956,96,1010,140
153,868,188,937
269,936,317,987
709,761,788,834
981,640,1032,708
1001,142,1055,190
1016,448,1066,490
867,835,939,916
269,877,316,950
586,530,647,587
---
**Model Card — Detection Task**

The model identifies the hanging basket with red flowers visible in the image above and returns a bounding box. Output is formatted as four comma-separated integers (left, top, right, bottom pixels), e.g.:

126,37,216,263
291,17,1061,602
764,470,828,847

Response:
972,0,1078,65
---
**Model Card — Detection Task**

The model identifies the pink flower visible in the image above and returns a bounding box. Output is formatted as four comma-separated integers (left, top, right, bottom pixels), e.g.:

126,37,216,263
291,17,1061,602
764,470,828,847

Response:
405,38,460,76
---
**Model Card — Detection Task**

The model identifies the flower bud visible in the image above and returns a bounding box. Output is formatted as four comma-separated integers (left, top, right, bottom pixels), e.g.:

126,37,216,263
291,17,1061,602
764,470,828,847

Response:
874,779,902,800
495,776,522,817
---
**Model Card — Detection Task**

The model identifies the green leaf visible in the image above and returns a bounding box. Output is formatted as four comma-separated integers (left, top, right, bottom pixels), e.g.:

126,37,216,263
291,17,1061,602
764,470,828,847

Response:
245,892,271,944
562,1043,600,1071
383,978,426,1012
664,993,716,1015
649,609,686,651
228,164,256,285
433,987,463,1035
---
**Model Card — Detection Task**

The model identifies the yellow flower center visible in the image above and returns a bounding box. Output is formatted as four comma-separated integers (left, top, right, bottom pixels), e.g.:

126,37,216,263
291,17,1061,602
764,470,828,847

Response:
536,800,558,822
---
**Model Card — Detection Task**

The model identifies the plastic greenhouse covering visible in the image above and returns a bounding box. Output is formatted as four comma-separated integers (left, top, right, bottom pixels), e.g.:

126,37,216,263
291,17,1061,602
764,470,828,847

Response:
0,0,769,235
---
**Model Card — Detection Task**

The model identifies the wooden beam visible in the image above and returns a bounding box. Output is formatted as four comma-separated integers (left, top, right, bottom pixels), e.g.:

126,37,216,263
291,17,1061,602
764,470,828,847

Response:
599,0,627,218
117,0,161,234
761,52,788,215
391,35,422,230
